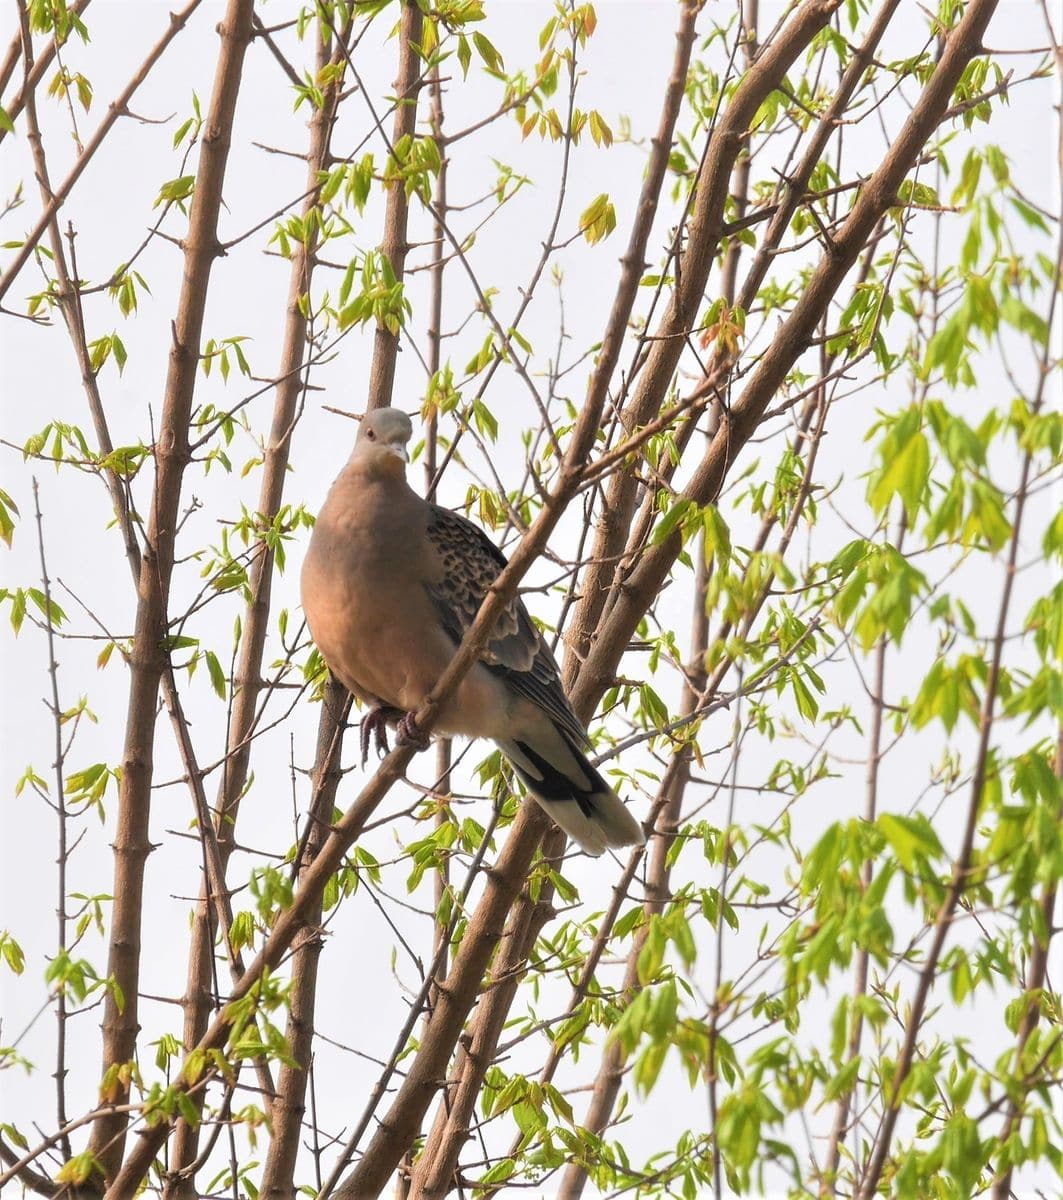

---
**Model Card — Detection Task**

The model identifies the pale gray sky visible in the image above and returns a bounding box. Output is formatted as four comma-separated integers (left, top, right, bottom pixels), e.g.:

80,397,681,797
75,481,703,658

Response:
2,2,1060,1195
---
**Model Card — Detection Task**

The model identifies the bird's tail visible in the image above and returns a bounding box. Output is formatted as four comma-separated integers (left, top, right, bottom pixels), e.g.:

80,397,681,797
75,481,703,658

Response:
498,723,645,857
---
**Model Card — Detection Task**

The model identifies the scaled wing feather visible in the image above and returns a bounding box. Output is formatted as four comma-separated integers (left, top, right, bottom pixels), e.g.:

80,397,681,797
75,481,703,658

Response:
423,505,586,746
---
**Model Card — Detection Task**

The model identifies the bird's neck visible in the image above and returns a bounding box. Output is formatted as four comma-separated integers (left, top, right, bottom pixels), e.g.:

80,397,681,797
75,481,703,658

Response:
345,455,409,484
325,461,417,527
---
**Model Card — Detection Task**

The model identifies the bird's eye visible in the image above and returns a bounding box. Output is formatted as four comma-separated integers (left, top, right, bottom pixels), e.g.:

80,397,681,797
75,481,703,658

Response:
367,429,376,441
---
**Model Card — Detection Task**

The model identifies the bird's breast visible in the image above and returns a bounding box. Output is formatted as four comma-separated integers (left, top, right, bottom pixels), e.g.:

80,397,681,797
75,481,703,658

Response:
300,477,518,737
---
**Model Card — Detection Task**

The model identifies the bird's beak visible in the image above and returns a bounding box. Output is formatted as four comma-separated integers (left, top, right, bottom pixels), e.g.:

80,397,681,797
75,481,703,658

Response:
387,442,409,463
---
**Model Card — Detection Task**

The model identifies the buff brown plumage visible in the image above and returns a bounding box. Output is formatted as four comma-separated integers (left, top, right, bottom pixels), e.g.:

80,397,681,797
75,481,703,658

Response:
300,408,644,856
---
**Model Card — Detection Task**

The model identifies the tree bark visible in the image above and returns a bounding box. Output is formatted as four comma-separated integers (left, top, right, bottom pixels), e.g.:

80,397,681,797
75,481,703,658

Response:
87,1,255,1185
165,21,348,1195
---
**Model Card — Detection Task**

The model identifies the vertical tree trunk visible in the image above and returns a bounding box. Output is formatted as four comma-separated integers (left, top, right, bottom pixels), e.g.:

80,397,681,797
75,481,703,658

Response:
88,1,256,1185
165,19,349,1194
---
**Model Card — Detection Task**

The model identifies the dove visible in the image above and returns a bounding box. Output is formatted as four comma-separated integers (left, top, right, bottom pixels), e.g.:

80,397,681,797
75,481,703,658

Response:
300,407,644,856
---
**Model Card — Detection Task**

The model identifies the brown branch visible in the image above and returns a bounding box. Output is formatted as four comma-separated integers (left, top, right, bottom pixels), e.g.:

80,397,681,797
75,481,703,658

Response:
854,439,1030,1197
17,2,81,1166
99,4,430,1195
0,1133,58,1199
105,538,584,1198
414,881,559,1199
242,162,705,1200
18,33,143,581
18,6,283,1179
555,565,712,1200
310,257,672,1196
513,18,1005,1178
29,477,74,1166
103,734,420,1195
392,18,897,1189
582,0,902,647
18,0,250,1181
333,7,705,1192
164,20,350,1195
717,0,759,312
86,1,256,1186
316,797,507,1200
159,660,279,1086
332,7,887,1193
257,681,351,1200
0,0,203,305
395,63,459,1197
0,28,18,100
327,807,549,1200
423,36,455,1112
0,1103,142,1196
819,627,889,1193
572,0,1000,723
988,67,1063,1188
734,0,903,324
405,9,738,1194
817,127,934,1181
569,0,843,667
414,22,589,482
18,14,282,1179
562,366,831,1198
365,0,424,410
251,12,303,91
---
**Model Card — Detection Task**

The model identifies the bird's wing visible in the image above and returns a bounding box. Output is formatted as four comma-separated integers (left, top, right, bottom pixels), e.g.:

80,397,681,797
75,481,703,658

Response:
424,504,587,745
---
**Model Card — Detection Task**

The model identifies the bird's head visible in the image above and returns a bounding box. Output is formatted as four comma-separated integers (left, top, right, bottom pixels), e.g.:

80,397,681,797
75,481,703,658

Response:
349,407,414,477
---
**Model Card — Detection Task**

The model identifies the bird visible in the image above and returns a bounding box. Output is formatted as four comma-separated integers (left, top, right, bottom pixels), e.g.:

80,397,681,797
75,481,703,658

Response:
300,406,645,856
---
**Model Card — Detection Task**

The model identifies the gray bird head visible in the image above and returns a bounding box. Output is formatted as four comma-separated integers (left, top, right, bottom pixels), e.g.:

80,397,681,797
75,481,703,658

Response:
351,407,414,473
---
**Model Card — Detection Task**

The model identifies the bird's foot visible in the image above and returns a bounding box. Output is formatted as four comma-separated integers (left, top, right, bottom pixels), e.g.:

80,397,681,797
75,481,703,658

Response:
395,711,431,752
360,706,404,767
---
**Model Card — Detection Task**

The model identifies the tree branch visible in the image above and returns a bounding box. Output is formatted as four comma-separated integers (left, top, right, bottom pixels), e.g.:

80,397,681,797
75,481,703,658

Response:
165,18,350,1194
569,0,844,665
86,1,256,1184
572,0,1001,722
0,0,203,305
0,0,92,149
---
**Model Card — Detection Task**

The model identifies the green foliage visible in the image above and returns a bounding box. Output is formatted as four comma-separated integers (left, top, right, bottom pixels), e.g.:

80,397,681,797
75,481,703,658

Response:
201,335,252,383
578,192,616,245
384,134,443,203
337,250,411,333
0,584,67,634
154,173,196,209
55,1150,105,1187
0,931,25,975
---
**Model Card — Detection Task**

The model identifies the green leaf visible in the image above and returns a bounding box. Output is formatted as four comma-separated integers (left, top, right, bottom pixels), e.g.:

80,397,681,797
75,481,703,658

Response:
651,497,694,546
878,812,944,872
823,1056,861,1100
478,1158,516,1186
472,31,503,72
204,650,226,699
0,932,25,974
6,585,25,633
868,422,929,519
55,1151,103,1186
1009,195,1050,233
154,174,196,208
634,1038,669,1095
0,487,19,547
578,193,616,245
